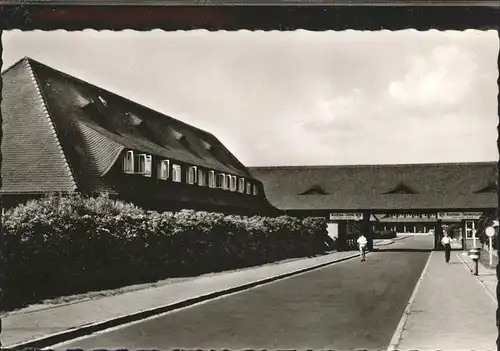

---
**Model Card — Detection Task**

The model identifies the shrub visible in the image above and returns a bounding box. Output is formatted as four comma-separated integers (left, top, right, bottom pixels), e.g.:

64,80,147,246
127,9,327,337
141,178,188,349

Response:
1,194,330,309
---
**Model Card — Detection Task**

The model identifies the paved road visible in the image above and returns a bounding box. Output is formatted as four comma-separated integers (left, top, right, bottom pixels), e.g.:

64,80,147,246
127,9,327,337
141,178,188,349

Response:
55,236,433,350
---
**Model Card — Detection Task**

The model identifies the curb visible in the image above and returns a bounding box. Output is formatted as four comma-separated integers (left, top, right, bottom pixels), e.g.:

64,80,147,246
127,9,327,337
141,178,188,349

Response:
8,252,361,349
386,250,433,351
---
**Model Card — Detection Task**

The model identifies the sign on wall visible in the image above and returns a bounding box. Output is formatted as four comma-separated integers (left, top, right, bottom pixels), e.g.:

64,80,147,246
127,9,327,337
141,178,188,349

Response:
437,212,482,220
329,212,363,221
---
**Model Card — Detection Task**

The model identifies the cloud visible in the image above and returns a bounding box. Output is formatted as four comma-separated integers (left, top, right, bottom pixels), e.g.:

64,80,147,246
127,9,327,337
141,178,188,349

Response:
388,45,479,107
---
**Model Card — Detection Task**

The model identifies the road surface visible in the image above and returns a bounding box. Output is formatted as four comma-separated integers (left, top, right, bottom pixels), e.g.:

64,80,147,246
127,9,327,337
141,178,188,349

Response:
54,235,433,350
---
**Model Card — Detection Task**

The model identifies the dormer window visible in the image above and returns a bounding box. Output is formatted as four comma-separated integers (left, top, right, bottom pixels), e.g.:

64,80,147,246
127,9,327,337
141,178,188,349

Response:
187,166,198,185
299,185,328,195
81,99,114,131
123,150,135,174
198,169,206,186
126,112,143,126
201,140,212,151
208,171,216,188
137,154,152,177
74,91,92,108
171,127,184,141
238,178,245,193
475,180,498,193
246,182,252,195
230,175,237,192
98,96,108,106
384,181,418,195
253,184,259,196
158,160,170,180
172,164,182,182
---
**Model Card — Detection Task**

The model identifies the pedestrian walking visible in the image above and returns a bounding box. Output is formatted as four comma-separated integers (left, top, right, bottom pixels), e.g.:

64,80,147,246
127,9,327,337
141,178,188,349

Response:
441,232,452,263
357,233,368,262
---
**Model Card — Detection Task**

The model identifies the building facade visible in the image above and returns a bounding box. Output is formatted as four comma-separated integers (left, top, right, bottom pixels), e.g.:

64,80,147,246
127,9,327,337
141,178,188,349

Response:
2,57,278,216
250,163,498,248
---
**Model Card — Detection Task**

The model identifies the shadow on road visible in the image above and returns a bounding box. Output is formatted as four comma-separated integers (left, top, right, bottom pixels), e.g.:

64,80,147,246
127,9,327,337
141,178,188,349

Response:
373,248,433,252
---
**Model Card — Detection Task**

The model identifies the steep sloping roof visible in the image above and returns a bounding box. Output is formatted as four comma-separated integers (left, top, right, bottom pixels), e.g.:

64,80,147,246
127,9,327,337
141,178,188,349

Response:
2,57,257,195
249,162,498,211
1,58,77,193
29,58,251,177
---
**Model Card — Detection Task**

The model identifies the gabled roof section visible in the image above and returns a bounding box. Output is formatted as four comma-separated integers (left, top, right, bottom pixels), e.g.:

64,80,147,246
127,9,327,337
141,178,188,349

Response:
249,162,498,211
1,57,77,194
19,57,252,179
383,181,418,194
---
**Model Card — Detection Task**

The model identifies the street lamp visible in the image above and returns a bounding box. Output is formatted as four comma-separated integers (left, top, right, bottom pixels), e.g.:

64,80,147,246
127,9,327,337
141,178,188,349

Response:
485,220,499,266
485,226,496,266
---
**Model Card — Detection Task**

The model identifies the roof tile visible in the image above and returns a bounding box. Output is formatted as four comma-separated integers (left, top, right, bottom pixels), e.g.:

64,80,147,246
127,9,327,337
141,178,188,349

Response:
1,59,77,193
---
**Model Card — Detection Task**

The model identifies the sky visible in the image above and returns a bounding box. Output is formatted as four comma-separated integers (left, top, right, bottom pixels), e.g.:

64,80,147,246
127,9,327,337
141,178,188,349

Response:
2,29,499,166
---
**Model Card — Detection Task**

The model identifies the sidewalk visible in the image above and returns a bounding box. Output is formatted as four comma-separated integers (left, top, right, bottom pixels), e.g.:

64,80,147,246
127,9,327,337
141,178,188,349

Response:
1,250,358,348
458,249,497,302
390,250,497,351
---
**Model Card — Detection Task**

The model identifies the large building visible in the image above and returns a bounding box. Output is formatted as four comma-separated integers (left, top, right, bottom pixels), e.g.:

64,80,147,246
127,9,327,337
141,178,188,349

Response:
250,163,498,248
1,57,278,215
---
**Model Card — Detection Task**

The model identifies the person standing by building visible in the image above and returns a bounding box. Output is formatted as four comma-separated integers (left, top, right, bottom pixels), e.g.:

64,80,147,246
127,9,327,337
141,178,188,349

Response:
357,233,368,262
435,219,443,250
441,232,452,263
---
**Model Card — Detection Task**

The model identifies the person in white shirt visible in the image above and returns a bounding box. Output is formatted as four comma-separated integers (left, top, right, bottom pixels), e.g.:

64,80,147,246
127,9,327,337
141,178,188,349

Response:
357,234,368,262
441,232,452,263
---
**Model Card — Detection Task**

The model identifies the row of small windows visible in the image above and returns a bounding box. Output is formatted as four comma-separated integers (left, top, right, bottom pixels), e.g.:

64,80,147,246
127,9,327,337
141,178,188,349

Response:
123,150,259,195
386,213,436,219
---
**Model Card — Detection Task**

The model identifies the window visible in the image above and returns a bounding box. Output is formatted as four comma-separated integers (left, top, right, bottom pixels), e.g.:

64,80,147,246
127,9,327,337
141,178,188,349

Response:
246,182,252,195
238,178,245,193
137,154,152,177
216,173,226,189
208,171,216,188
253,184,259,196
224,174,231,190
230,175,237,192
158,160,170,180
198,169,206,186
123,150,135,173
465,220,476,239
172,164,182,182
187,166,198,185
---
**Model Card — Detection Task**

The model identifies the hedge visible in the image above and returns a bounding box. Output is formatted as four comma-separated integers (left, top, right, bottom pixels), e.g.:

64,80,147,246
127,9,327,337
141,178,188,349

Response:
1,194,335,310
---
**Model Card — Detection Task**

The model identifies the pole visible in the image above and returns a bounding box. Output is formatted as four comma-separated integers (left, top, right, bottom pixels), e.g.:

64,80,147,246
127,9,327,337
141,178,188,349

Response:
490,236,493,266
461,228,466,253
473,228,477,248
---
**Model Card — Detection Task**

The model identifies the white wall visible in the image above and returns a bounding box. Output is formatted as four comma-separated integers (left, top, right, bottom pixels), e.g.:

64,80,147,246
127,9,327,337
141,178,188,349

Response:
327,222,338,240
